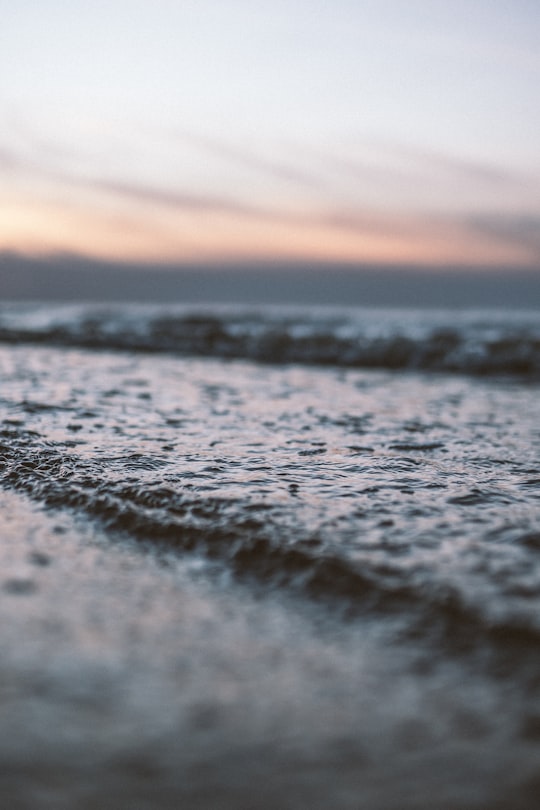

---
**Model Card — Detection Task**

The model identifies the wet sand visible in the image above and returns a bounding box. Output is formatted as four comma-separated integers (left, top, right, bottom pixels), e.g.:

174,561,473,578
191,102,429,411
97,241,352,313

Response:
1,489,539,810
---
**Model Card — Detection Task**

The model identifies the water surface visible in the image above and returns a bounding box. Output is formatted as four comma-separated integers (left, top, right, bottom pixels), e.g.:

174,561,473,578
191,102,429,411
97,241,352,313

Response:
0,303,539,808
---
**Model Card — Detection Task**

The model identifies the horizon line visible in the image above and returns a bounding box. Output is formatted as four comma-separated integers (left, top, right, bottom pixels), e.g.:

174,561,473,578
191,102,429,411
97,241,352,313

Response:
2,249,540,276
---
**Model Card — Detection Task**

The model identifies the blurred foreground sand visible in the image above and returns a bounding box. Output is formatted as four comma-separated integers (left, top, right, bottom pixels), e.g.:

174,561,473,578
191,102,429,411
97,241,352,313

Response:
0,490,538,810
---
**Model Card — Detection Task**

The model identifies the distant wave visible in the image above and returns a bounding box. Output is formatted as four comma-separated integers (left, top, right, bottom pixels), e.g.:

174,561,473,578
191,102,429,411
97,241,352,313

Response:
0,304,539,377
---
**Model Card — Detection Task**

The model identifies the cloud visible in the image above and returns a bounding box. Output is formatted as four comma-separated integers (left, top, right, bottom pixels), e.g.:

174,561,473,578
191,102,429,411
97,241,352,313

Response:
464,213,540,260
89,177,274,219
380,141,526,186
0,146,26,172
0,140,284,223
315,139,536,195
0,140,71,181
94,176,540,263
2,125,539,266
89,175,426,241
175,130,326,191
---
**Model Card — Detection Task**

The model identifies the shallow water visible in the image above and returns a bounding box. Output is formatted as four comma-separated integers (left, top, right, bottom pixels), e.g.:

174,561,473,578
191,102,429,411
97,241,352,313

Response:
0,303,539,808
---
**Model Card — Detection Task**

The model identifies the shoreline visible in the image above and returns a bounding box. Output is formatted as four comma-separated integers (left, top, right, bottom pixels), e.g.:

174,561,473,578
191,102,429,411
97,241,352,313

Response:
1,489,539,809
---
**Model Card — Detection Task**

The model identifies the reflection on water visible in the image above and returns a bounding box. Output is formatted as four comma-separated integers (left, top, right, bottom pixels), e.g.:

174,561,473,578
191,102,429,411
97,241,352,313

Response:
1,345,539,635
0,306,539,808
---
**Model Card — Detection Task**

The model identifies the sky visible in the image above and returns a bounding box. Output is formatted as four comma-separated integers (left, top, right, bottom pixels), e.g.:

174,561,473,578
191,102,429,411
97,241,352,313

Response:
1,0,540,268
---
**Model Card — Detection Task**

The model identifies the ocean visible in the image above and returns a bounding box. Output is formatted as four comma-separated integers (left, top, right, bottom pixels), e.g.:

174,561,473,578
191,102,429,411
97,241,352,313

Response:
0,301,539,809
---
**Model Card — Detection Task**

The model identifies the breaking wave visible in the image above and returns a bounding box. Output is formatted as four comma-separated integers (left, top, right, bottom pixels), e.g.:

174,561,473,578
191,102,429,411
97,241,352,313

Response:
1,303,539,377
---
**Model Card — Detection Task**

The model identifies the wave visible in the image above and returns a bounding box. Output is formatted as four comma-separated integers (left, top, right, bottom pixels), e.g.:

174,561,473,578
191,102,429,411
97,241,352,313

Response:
1,425,539,654
1,303,539,377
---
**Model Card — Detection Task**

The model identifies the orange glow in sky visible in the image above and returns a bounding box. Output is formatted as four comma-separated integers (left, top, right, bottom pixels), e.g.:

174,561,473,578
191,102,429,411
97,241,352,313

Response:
1,1,539,269
2,196,536,268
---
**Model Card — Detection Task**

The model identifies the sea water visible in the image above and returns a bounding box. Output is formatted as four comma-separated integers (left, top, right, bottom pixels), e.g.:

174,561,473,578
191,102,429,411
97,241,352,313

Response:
0,302,539,808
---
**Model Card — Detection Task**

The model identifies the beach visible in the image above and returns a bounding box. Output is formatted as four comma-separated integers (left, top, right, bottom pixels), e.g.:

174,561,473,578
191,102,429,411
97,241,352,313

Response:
0,303,539,808
2,485,539,810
